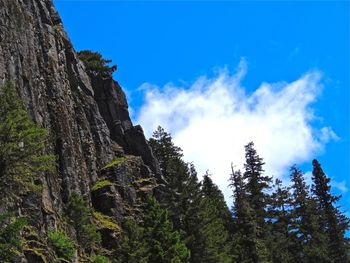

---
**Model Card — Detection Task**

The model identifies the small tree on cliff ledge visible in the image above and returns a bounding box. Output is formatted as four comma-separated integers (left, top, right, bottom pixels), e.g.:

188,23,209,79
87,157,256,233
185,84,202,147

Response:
78,50,117,78
0,82,55,200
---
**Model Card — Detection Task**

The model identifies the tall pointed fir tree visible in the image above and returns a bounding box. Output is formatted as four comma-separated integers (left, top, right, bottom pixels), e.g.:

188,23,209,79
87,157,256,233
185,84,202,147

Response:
242,142,271,262
289,165,330,262
198,172,234,262
116,197,190,263
266,179,294,263
0,82,55,201
230,166,269,263
149,126,235,262
311,159,350,263
243,142,272,231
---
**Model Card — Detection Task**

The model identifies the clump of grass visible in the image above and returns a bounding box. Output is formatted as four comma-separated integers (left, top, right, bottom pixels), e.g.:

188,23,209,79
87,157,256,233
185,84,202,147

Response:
91,180,113,192
92,255,112,263
101,156,126,171
48,230,75,260
93,212,120,231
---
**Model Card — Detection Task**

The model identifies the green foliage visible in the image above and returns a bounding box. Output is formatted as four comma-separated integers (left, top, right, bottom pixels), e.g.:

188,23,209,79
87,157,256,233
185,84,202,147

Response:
0,82,55,199
91,180,113,192
117,197,190,263
101,156,126,171
53,25,59,34
0,213,27,262
230,148,271,263
311,159,350,262
149,127,236,262
93,212,120,231
66,193,101,250
48,230,75,260
266,179,294,263
143,197,190,263
117,218,148,263
91,255,112,263
77,50,117,78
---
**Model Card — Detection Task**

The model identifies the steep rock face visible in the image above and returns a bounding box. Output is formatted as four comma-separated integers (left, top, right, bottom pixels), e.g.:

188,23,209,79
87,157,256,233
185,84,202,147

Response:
0,0,160,260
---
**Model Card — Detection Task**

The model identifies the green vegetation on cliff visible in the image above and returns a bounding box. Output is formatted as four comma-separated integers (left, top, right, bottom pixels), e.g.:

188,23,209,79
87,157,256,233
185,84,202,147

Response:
78,50,117,78
0,82,55,199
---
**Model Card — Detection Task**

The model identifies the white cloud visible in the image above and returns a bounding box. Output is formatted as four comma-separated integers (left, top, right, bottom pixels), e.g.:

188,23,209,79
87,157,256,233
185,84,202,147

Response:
332,180,348,194
136,59,338,203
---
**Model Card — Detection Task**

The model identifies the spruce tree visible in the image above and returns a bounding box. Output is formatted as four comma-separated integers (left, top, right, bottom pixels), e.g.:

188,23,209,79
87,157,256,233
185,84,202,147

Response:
149,127,235,262
117,197,190,263
202,172,235,235
0,213,27,262
66,193,101,251
0,82,55,200
143,197,190,263
230,166,269,263
242,142,271,262
198,173,234,262
116,218,148,263
311,159,350,263
289,165,329,263
266,179,293,263
243,142,271,232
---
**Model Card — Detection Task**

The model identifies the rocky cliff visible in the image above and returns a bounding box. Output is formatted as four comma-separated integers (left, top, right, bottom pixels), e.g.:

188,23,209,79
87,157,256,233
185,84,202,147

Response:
0,0,161,261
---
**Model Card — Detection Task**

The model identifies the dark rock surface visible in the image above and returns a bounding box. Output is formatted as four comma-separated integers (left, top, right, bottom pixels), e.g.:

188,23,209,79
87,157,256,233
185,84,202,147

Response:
0,0,161,260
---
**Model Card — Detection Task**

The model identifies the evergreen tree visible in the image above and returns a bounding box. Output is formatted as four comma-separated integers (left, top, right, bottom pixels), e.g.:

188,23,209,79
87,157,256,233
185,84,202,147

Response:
243,142,271,232
149,127,235,262
0,213,27,262
66,193,101,251
240,142,271,262
266,179,294,263
117,197,190,263
202,171,235,233
143,197,190,263
149,126,183,179
0,82,55,200
198,172,234,262
312,159,350,263
116,218,148,263
78,50,117,78
289,165,330,263
230,166,269,263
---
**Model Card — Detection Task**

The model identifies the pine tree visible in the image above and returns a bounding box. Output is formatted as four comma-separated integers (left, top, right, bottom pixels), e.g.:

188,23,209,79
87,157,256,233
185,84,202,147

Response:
266,179,294,263
243,142,271,232
117,197,190,263
66,193,101,251
230,166,268,263
149,126,183,179
149,127,235,262
116,218,149,263
198,172,234,262
143,197,190,263
202,171,234,233
0,82,55,200
289,165,329,263
0,213,27,262
311,159,350,263
241,142,271,262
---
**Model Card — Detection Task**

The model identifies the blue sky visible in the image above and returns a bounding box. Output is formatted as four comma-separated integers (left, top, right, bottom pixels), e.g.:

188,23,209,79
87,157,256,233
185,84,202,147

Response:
54,0,349,207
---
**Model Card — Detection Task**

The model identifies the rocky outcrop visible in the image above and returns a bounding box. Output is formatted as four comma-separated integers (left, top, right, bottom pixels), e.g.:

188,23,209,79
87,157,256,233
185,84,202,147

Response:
0,0,161,260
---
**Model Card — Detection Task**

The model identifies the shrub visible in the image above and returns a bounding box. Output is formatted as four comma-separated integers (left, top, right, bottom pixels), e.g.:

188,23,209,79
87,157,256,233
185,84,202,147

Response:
48,230,75,260
91,255,112,263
